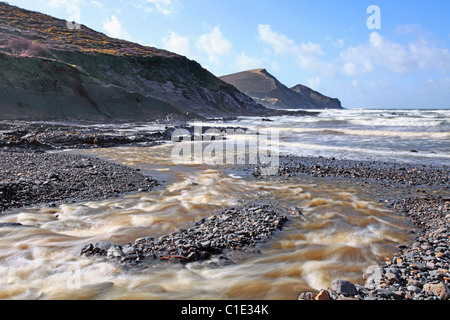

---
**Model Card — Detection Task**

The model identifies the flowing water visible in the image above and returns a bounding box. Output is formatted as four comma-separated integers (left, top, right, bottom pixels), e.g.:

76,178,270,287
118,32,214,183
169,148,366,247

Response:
0,109,448,300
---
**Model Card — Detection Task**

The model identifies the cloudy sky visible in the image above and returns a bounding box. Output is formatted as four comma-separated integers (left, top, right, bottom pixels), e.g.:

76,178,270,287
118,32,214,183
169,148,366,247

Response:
6,0,450,109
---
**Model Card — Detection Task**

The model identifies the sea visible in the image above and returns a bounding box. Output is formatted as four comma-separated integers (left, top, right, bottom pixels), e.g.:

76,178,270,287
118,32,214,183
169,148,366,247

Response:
221,108,450,166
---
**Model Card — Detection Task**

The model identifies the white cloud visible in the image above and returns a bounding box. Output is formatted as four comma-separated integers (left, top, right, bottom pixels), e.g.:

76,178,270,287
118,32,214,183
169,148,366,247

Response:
235,52,266,71
340,31,450,75
342,62,358,76
257,24,336,77
162,31,191,57
44,0,86,26
257,25,450,81
409,37,450,73
349,78,393,95
395,23,428,36
137,0,178,16
258,24,324,58
102,14,130,40
90,0,102,8
257,24,297,55
334,39,345,48
46,0,85,7
307,77,322,91
326,35,345,48
271,61,281,71
196,26,233,64
46,0,68,6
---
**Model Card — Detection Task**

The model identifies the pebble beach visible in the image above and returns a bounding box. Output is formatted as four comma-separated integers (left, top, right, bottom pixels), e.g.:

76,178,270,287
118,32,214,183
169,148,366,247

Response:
0,121,449,301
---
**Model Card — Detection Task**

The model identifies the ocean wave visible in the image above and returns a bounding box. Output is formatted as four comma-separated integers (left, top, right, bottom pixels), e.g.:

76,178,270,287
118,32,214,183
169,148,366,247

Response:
279,141,450,161
279,127,450,139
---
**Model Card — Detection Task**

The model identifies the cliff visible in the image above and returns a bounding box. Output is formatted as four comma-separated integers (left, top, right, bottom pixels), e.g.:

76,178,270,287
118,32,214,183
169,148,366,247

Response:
220,69,343,110
0,2,266,122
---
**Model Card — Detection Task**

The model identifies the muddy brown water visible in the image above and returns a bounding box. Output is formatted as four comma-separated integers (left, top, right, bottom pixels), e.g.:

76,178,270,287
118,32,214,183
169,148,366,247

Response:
0,143,413,300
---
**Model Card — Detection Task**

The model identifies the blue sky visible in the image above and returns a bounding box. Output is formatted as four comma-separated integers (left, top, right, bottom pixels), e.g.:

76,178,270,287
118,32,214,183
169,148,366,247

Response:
6,0,450,109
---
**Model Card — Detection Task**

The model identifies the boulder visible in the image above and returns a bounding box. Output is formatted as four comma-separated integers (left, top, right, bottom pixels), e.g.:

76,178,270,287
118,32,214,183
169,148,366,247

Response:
423,283,450,300
332,279,358,296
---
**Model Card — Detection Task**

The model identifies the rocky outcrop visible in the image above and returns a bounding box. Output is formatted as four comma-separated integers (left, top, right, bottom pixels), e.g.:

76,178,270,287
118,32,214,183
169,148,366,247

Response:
291,84,342,110
220,68,343,110
0,3,266,122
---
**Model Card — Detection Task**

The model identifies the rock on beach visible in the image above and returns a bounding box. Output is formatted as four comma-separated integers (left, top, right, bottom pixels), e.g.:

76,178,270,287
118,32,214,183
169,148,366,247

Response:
81,205,289,268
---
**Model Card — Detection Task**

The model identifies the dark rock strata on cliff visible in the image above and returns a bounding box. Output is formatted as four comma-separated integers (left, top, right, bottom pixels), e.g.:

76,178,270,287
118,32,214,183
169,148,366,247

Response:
0,2,267,121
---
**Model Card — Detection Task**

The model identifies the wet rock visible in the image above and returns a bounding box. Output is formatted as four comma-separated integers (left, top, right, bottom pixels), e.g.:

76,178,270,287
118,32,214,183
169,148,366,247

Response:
363,267,384,290
92,242,116,251
410,262,425,270
315,290,329,300
385,272,399,284
332,279,358,296
81,242,122,257
196,241,212,251
107,245,124,258
423,283,450,300
298,292,317,300
372,288,401,300
337,297,359,301
47,172,59,180
407,285,421,294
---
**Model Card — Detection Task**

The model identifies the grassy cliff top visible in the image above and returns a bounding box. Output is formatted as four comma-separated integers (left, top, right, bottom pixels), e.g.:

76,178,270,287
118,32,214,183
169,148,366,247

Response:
0,2,175,57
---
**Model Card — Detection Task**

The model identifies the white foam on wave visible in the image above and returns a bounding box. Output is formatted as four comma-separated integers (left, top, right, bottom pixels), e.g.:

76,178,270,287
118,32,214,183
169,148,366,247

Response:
279,127,450,138
278,141,450,162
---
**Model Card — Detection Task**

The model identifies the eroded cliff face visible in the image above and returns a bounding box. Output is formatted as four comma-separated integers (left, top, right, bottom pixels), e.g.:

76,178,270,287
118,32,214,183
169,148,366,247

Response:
0,2,265,122
220,69,343,110
290,84,342,110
